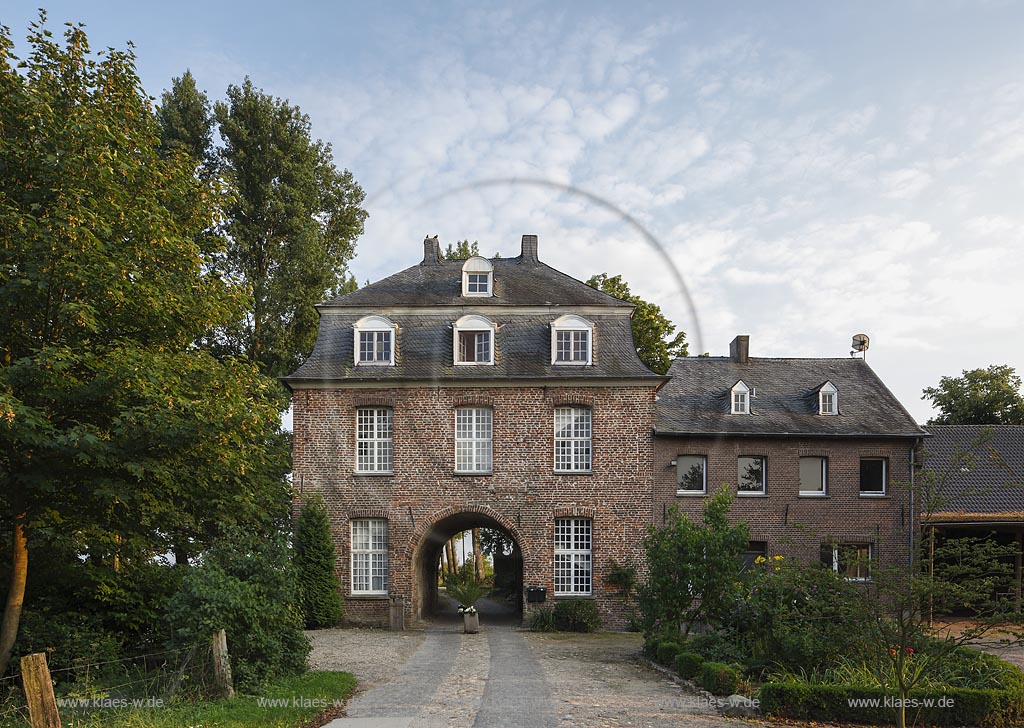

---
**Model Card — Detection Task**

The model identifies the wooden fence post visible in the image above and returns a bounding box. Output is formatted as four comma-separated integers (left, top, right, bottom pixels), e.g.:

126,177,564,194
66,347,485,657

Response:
20,652,61,728
211,629,234,700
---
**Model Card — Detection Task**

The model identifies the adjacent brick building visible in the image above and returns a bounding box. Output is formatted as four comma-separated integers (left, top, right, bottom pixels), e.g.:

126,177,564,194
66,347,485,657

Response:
285,237,927,627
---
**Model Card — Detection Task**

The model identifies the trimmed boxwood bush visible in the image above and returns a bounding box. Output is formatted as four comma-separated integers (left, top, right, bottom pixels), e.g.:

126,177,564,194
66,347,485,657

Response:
674,651,703,679
656,641,682,666
552,598,601,632
759,681,1024,727
702,661,740,695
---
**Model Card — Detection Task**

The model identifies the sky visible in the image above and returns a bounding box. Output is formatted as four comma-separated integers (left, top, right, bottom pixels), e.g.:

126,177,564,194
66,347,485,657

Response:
7,1,1024,423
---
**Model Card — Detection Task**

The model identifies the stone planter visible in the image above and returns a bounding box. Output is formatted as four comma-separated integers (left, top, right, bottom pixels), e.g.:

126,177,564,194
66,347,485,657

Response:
463,612,480,634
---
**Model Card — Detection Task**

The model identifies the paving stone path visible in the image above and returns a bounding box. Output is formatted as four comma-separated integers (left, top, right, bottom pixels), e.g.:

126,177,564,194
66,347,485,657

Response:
312,599,760,728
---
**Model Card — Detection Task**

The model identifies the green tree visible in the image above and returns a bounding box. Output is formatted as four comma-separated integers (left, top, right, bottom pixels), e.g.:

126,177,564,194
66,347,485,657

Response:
585,273,688,374
637,488,748,638
922,365,1024,425
442,239,479,260
293,496,343,628
157,75,367,378
0,16,290,674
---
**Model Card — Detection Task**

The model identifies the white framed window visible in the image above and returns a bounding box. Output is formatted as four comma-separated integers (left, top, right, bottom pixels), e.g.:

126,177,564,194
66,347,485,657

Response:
453,314,496,365
356,408,393,473
352,315,396,366
676,455,707,494
455,407,492,473
461,256,493,297
554,406,592,472
828,543,872,581
554,518,592,595
799,456,827,496
819,381,838,415
731,380,750,414
550,315,594,365
351,519,388,594
860,457,887,495
737,456,766,494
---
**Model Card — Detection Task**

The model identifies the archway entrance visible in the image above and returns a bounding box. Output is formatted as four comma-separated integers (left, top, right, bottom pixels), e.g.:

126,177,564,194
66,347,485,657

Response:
412,511,524,622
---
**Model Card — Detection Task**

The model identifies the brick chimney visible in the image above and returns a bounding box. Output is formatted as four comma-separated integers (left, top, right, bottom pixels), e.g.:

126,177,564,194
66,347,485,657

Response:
520,234,539,262
729,335,749,363
421,235,441,266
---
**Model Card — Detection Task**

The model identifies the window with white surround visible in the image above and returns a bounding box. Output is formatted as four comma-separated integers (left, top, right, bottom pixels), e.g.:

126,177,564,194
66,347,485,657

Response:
676,455,707,494
737,456,766,494
461,256,493,297
554,407,592,472
819,381,838,415
351,519,388,594
860,457,887,495
554,518,592,595
453,315,495,365
826,543,872,581
550,315,593,365
352,315,396,366
455,407,493,473
799,456,827,496
731,380,750,414
355,408,393,473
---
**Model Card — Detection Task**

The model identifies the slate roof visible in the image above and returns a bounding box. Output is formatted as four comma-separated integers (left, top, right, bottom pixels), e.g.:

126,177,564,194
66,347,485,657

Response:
655,357,926,437
283,313,661,384
922,426,1024,523
320,256,630,309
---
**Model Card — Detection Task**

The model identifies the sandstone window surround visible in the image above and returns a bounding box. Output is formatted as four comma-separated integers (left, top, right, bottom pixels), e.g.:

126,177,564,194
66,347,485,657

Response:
355,407,393,474
550,314,594,365
351,519,388,595
819,380,838,415
455,406,493,473
453,314,496,365
554,518,592,596
461,256,493,297
553,406,592,473
352,315,396,366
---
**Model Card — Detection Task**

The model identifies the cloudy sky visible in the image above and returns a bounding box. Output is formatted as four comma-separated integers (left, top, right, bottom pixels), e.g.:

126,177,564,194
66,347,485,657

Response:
9,1,1024,423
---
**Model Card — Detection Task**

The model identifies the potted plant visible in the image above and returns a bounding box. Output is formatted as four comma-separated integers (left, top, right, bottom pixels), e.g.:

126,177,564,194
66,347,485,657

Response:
445,576,491,634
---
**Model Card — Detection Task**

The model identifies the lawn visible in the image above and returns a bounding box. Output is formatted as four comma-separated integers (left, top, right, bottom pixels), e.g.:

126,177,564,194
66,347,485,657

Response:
4,671,356,728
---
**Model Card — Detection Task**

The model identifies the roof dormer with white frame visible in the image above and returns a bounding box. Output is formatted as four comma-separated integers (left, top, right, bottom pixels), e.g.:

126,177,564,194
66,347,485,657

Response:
731,380,750,415
461,256,493,297
353,315,397,366
550,314,594,365
818,381,838,415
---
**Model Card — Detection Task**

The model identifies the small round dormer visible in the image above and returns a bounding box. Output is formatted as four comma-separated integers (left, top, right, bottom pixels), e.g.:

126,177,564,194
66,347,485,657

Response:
462,256,493,297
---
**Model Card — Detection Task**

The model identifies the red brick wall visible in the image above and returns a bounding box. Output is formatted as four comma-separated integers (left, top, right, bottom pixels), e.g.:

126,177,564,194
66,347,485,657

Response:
653,436,919,573
292,384,659,629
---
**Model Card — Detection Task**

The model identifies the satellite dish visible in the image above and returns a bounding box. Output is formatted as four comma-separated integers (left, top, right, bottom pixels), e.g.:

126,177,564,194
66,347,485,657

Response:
851,334,870,359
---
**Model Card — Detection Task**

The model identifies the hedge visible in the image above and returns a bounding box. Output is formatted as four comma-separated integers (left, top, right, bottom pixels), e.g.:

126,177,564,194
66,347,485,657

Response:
656,641,682,666
675,651,703,679
759,681,1024,727
552,599,601,632
701,661,740,695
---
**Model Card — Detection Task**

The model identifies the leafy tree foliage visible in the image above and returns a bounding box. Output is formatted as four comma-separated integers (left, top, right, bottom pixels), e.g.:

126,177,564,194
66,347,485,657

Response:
442,239,480,260
0,16,290,674
585,273,688,374
158,75,367,378
922,365,1024,425
637,488,748,638
165,529,310,691
293,497,343,628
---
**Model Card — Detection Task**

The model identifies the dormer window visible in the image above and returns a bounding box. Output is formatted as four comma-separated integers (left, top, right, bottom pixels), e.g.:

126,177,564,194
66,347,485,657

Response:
731,380,750,414
353,315,396,366
819,381,838,415
453,315,496,365
550,315,593,365
462,256,493,297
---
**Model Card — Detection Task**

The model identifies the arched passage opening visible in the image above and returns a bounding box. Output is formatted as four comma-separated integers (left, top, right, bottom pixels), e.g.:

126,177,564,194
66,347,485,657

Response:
411,511,524,621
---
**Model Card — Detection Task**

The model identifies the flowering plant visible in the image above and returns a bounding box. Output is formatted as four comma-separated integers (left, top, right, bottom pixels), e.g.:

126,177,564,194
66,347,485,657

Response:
458,605,478,615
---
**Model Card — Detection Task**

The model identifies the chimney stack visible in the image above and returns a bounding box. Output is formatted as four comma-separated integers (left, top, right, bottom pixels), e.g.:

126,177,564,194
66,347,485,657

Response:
729,335,750,364
421,235,441,266
520,234,539,262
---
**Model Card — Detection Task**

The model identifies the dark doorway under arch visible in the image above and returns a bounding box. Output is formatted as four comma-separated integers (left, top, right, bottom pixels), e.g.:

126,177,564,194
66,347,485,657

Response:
412,512,523,621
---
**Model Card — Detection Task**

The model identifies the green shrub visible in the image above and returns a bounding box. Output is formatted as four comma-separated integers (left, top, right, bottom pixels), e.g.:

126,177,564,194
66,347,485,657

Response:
528,607,556,633
674,651,703,679
165,530,310,692
643,628,682,660
552,598,601,633
760,680,1024,727
656,641,682,666
702,661,740,695
294,496,343,629
689,629,748,666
